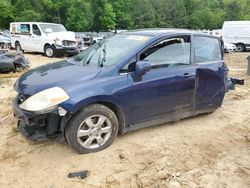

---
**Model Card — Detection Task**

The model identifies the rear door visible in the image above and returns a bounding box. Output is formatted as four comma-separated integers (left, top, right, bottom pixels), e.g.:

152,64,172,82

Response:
126,35,197,125
18,23,32,50
193,35,226,110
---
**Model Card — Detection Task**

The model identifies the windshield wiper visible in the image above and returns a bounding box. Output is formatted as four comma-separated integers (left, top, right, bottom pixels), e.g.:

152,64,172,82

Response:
84,50,96,65
98,44,106,68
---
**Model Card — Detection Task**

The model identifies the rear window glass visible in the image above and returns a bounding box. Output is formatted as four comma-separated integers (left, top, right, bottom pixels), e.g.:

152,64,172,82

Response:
194,36,221,63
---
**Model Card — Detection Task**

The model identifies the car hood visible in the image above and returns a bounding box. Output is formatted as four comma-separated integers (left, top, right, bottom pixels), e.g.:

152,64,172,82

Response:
0,36,10,43
15,60,100,95
47,31,76,41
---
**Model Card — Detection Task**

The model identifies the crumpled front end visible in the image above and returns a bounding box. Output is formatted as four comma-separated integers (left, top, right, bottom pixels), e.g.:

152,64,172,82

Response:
54,40,79,56
12,94,62,141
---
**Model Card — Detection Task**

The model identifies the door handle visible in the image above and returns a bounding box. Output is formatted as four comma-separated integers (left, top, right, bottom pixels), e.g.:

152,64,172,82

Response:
182,73,192,78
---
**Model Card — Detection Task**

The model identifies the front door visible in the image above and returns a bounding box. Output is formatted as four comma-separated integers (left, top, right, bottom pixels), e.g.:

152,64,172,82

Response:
28,24,43,51
127,35,196,125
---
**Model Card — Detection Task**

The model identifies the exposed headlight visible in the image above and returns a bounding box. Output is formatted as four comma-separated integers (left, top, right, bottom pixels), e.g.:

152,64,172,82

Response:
54,38,62,46
19,87,69,112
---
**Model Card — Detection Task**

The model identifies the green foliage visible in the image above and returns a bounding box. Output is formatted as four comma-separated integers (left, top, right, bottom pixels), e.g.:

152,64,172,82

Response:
66,0,94,31
0,0,14,29
132,0,155,28
111,0,133,29
100,2,116,30
16,10,42,22
0,0,249,31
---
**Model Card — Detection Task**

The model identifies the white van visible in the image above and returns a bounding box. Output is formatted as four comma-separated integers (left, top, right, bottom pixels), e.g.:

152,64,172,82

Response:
222,21,250,52
10,22,78,57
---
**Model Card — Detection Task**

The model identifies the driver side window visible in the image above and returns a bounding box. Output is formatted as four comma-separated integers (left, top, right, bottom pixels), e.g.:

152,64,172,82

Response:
32,24,41,36
119,35,191,73
141,36,191,69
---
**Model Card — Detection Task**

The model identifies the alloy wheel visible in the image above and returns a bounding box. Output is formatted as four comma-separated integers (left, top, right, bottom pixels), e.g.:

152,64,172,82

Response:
77,115,112,149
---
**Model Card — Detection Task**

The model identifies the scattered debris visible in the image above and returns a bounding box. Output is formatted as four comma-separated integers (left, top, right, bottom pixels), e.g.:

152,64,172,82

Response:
173,171,181,178
119,154,125,160
68,170,89,179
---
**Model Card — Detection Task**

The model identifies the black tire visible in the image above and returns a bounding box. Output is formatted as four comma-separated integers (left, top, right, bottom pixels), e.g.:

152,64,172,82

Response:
236,43,245,52
44,45,55,57
65,104,119,154
15,42,22,53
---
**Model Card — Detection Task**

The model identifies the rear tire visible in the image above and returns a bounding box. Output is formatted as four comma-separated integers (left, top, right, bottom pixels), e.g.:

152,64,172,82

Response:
236,43,245,52
44,45,55,57
65,104,119,154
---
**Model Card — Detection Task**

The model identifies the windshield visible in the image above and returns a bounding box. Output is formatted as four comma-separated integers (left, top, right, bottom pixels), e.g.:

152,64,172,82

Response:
72,34,152,67
39,24,67,33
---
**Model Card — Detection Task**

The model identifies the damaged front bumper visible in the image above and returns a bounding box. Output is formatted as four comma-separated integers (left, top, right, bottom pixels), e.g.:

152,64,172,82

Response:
12,95,62,141
54,44,79,56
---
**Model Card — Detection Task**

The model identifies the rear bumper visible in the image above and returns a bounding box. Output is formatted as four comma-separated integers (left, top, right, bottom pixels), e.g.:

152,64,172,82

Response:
226,77,244,91
12,95,61,141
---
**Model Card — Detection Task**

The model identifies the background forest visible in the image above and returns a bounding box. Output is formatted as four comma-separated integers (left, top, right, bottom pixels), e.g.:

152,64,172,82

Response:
0,0,250,31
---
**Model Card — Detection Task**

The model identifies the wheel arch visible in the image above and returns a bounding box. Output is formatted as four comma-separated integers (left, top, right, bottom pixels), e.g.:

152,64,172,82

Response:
61,99,126,139
15,40,21,48
15,40,20,45
43,43,51,50
96,101,126,134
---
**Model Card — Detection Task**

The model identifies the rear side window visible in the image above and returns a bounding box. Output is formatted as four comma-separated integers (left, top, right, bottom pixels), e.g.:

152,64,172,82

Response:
20,24,31,35
194,36,221,63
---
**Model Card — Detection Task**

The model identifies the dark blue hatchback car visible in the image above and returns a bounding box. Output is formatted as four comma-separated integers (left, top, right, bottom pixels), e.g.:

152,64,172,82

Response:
13,29,240,153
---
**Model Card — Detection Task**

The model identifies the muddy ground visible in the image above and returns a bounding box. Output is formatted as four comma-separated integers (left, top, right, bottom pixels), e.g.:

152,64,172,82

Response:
0,52,249,188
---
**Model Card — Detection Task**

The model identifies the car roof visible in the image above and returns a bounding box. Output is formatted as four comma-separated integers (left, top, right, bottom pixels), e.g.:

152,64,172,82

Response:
122,28,211,37
10,22,62,25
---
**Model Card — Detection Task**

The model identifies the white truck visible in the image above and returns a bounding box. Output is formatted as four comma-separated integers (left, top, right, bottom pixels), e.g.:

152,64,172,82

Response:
10,22,78,57
222,21,250,52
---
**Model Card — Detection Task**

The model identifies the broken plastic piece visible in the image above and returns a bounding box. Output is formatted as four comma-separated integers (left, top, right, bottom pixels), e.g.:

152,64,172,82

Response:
230,77,244,86
68,170,89,179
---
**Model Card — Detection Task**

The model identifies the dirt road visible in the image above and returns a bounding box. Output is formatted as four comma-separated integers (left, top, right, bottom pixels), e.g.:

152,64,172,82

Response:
0,52,249,188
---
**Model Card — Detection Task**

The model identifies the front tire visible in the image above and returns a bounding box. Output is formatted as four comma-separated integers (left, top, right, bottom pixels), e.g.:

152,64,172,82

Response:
236,43,245,52
44,45,55,57
65,104,119,154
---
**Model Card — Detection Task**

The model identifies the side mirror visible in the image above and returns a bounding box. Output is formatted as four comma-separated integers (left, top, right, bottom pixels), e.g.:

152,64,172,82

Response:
135,60,151,76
